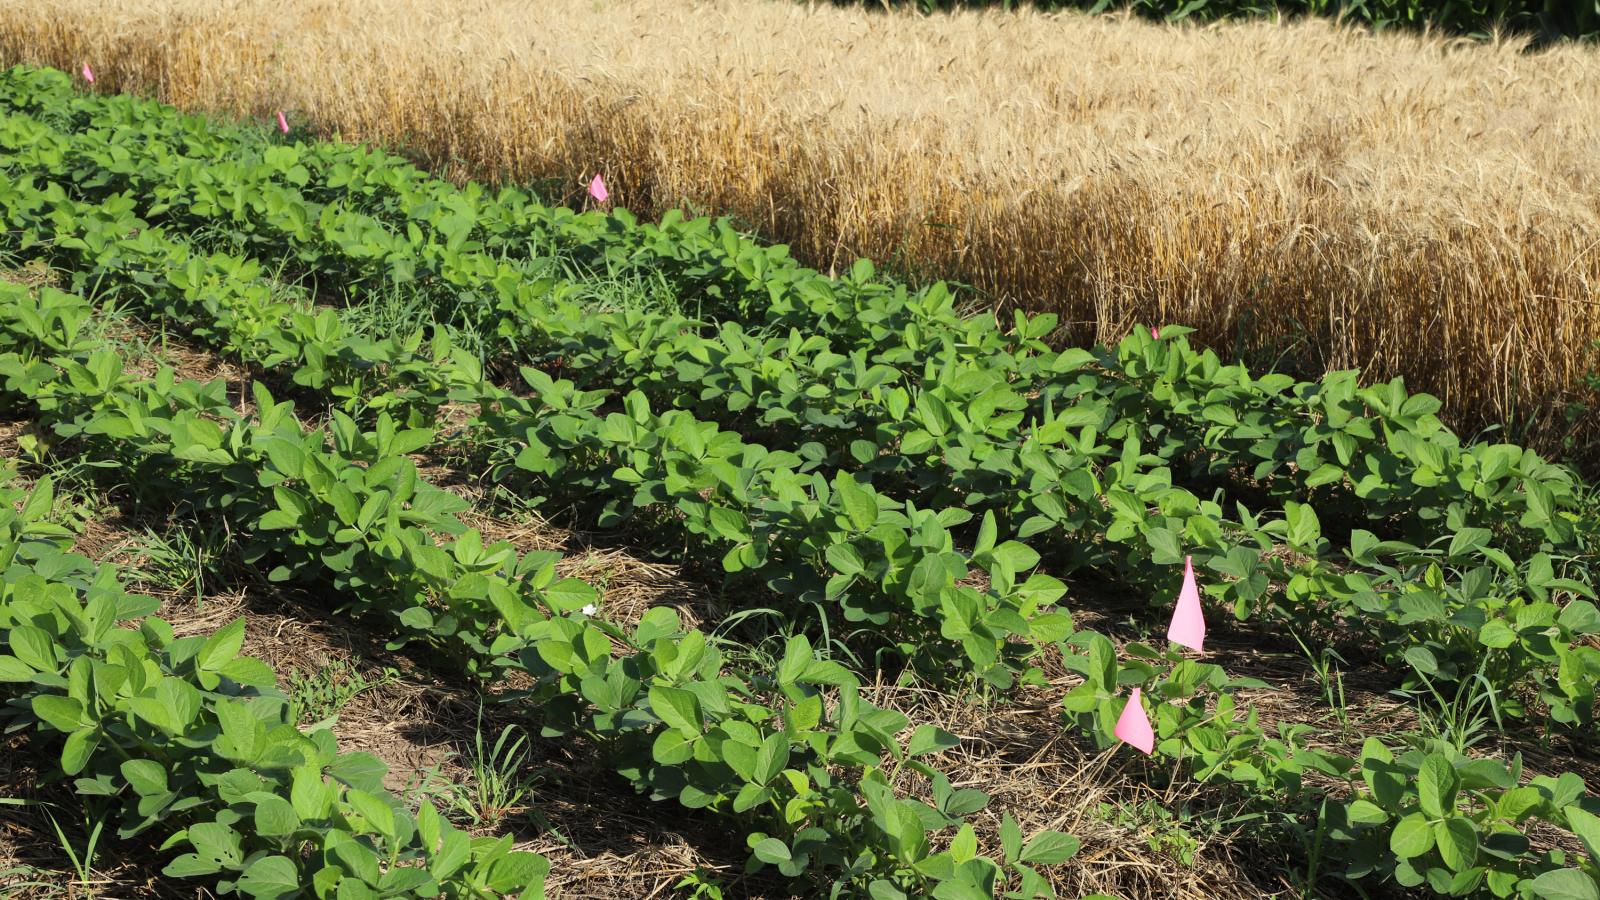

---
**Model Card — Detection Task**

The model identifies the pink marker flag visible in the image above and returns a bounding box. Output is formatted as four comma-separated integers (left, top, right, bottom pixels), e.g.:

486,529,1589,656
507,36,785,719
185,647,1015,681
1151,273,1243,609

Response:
1166,554,1206,652
276,111,289,134
81,62,95,84
1114,687,1155,755
588,173,609,204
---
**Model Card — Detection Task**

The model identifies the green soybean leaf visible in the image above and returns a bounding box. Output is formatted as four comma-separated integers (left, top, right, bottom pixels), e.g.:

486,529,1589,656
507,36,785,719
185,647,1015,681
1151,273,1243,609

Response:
1346,799,1389,825
1433,817,1478,872
751,837,791,865
906,725,960,757
254,795,300,837
165,854,225,878
10,626,57,672
834,473,877,531
649,686,702,736
1305,464,1344,488
753,732,790,786
1527,869,1600,900
1284,501,1322,551
61,727,99,776
1418,754,1458,819
32,695,85,732
186,822,243,869
990,541,1040,573
1050,349,1096,372
380,868,434,894
1477,620,1517,649
950,823,978,864
1405,646,1440,677
342,787,392,839
1447,527,1492,558
487,851,547,892
708,506,748,542
0,654,34,682
291,767,332,820
1000,812,1023,863
327,753,388,793
431,830,471,880
121,759,169,797
1020,831,1081,865
237,854,300,899
826,543,866,577
196,619,246,672
1565,805,1600,861
1390,812,1435,859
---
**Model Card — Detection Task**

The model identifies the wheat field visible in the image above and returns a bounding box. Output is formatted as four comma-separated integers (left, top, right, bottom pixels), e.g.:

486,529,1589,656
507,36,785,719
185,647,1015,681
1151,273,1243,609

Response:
5,0,1600,456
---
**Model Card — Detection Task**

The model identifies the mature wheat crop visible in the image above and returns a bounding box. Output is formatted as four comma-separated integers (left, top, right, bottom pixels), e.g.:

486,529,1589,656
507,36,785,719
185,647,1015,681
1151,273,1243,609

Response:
4,0,1599,457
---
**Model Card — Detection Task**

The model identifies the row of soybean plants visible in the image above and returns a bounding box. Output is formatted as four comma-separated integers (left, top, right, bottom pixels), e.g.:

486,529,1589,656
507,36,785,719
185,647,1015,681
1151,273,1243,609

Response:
8,57,1584,566
0,473,552,898
11,55,1581,574
3,67,1596,735
3,78,1587,890
0,280,1081,900
5,89,1600,899
0,211,1523,896
3,70,1587,768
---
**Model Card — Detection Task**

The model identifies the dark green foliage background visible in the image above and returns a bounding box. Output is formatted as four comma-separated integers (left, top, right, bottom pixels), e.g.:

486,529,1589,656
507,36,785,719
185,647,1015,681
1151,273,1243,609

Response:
835,0,1599,42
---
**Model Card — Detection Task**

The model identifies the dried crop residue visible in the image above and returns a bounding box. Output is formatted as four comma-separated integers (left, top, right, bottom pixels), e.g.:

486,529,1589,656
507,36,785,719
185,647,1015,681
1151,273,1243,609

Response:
868,680,1299,899
0,259,57,289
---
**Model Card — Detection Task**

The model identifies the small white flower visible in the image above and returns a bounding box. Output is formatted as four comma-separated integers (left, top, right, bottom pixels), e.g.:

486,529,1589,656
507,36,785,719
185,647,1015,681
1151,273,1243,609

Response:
580,604,598,617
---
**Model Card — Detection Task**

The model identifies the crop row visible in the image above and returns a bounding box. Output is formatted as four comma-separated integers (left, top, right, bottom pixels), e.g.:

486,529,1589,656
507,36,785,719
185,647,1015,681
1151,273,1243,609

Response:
7,63,1591,564
12,57,1585,560
163,303,1600,894
19,228,1600,900
0,472,552,898
5,60,1589,559
12,58,1590,556
0,280,1082,899
9,60,1584,549
8,210,1600,900
6,72,1600,895
2,78,1596,739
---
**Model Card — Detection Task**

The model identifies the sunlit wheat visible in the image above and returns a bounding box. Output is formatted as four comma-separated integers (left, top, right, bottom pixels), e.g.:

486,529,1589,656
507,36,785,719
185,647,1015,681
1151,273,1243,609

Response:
4,0,1597,454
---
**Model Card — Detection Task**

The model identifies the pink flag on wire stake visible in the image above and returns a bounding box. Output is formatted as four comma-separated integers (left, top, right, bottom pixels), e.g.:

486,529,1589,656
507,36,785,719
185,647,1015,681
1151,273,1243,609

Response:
1166,555,1206,652
276,111,290,134
1114,688,1154,755
81,63,95,84
588,173,609,204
